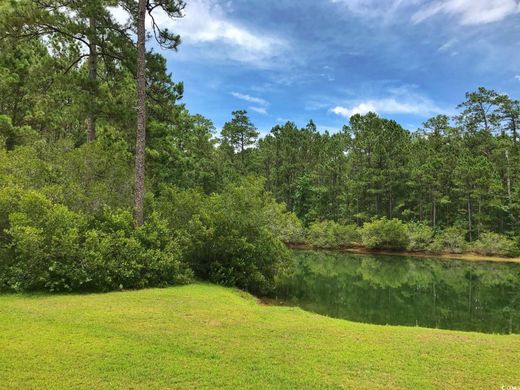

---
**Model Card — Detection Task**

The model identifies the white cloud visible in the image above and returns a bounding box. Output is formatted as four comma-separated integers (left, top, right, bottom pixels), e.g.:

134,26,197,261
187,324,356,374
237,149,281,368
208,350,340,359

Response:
331,0,520,25
109,0,287,67
249,106,268,115
412,0,520,26
438,38,456,52
332,102,377,117
174,0,286,66
515,75,520,81
231,92,268,106
330,0,414,18
330,89,444,118
107,6,130,25
231,92,269,115
438,38,459,56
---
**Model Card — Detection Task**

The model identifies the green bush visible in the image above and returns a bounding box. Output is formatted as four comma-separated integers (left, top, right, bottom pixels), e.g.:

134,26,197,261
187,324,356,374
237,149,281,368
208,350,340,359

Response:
0,188,191,292
307,220,360,248
178,178,292,296
2,190,88,292
471,232,518,257
264,203,305,244
82,209,192,291
407,222,434,252
428,226,466,254
307,221,336,248
335,224,362,246
361,218,409,250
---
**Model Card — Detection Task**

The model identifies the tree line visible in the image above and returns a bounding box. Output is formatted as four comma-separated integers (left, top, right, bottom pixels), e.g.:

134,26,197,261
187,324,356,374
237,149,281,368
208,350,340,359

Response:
238,89,519,241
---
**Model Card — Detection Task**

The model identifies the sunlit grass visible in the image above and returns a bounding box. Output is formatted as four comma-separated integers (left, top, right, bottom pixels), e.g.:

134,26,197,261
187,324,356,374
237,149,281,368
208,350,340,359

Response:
1,284,519,389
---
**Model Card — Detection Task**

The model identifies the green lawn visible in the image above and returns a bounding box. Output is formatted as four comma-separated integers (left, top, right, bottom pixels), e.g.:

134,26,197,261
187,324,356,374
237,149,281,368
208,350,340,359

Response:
1,284,519,389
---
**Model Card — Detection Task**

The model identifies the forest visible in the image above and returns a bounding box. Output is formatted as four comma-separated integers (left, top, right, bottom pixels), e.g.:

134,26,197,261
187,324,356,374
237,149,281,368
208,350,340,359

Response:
1,0,520,296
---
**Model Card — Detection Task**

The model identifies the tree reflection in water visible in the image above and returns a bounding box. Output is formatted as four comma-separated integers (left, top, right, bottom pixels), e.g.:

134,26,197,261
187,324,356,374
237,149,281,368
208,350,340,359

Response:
276,251,520,334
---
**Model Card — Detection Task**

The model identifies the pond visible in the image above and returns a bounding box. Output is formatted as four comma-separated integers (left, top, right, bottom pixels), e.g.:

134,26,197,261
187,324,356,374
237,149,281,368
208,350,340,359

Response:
274,250,520,334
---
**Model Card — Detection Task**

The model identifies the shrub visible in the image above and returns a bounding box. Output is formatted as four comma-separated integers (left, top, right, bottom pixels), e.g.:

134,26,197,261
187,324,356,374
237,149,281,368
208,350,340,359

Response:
361,218,409,250
264,203,305,244
0,188,191,292
428,226,466,254
179,177,292,296
83,209,192,291
335,224,362,246
307,220,360,248
471,232,518,257
407,222,434,252
2,190,87,292
307,220,337,248
154,185,214,256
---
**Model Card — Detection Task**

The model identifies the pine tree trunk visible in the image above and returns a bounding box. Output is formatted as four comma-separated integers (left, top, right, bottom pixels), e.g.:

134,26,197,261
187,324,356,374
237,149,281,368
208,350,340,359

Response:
87,16,98,143
467,194,472,242
388,190,393,218
477,196,481,239
240,132,244,168
505,149,512,200
134,0,147,226
512,117,517,144
356,197,360,226
432,193,437,228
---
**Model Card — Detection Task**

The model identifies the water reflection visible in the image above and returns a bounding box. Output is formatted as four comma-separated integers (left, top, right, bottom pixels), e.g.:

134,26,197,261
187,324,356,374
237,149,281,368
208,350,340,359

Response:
276,251,520,334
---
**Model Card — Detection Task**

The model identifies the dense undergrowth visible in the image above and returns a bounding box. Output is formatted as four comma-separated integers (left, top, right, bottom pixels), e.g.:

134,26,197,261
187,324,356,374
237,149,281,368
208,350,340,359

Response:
294,218,519,257
0,146,290,294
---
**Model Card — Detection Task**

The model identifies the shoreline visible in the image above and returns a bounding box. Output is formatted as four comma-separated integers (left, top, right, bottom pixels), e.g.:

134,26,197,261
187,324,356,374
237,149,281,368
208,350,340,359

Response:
286,243,520,264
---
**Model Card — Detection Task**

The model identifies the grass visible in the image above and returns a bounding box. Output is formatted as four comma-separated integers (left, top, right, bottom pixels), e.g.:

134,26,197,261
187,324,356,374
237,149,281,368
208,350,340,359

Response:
1,284,519,389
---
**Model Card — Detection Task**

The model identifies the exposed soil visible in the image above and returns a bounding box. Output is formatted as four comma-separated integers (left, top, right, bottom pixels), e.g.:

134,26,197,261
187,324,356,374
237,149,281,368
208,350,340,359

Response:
286,243,520,264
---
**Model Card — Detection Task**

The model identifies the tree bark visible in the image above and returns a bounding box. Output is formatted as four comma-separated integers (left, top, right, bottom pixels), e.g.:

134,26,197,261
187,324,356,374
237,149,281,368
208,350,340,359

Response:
86,16,98,143
467,194,472,242
240,131,244,168
432,195,436,228
477,196,481,239
505,149,512,200
134,0,147,226
388,190,393,218
512,116,518,144
479,102,489,132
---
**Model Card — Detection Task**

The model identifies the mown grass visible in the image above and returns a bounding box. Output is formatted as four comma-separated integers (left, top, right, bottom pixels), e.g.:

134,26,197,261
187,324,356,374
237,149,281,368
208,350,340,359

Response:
1,284,519,389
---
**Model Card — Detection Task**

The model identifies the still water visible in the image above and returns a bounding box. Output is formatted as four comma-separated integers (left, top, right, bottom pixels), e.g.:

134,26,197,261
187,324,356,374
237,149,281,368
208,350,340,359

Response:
275,250,520,334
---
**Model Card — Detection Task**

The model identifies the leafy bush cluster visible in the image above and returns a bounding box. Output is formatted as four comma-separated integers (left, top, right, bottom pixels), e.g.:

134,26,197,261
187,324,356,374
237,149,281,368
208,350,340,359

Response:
155,178,292,296
361,218,410,250
428,227,467,254
406,223,434,252
471,232,518,257
1,188,294,296
0,124,297,295
306,220,360,248
294,217,519,257
0,187,191,292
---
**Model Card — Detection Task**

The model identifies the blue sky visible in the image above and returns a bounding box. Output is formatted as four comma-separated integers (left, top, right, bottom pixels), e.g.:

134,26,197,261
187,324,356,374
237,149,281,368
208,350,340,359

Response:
149,0,520,134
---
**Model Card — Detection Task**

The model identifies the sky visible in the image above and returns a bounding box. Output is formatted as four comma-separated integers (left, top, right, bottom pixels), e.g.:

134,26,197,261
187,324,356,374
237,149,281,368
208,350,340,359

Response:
128,0,520,134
